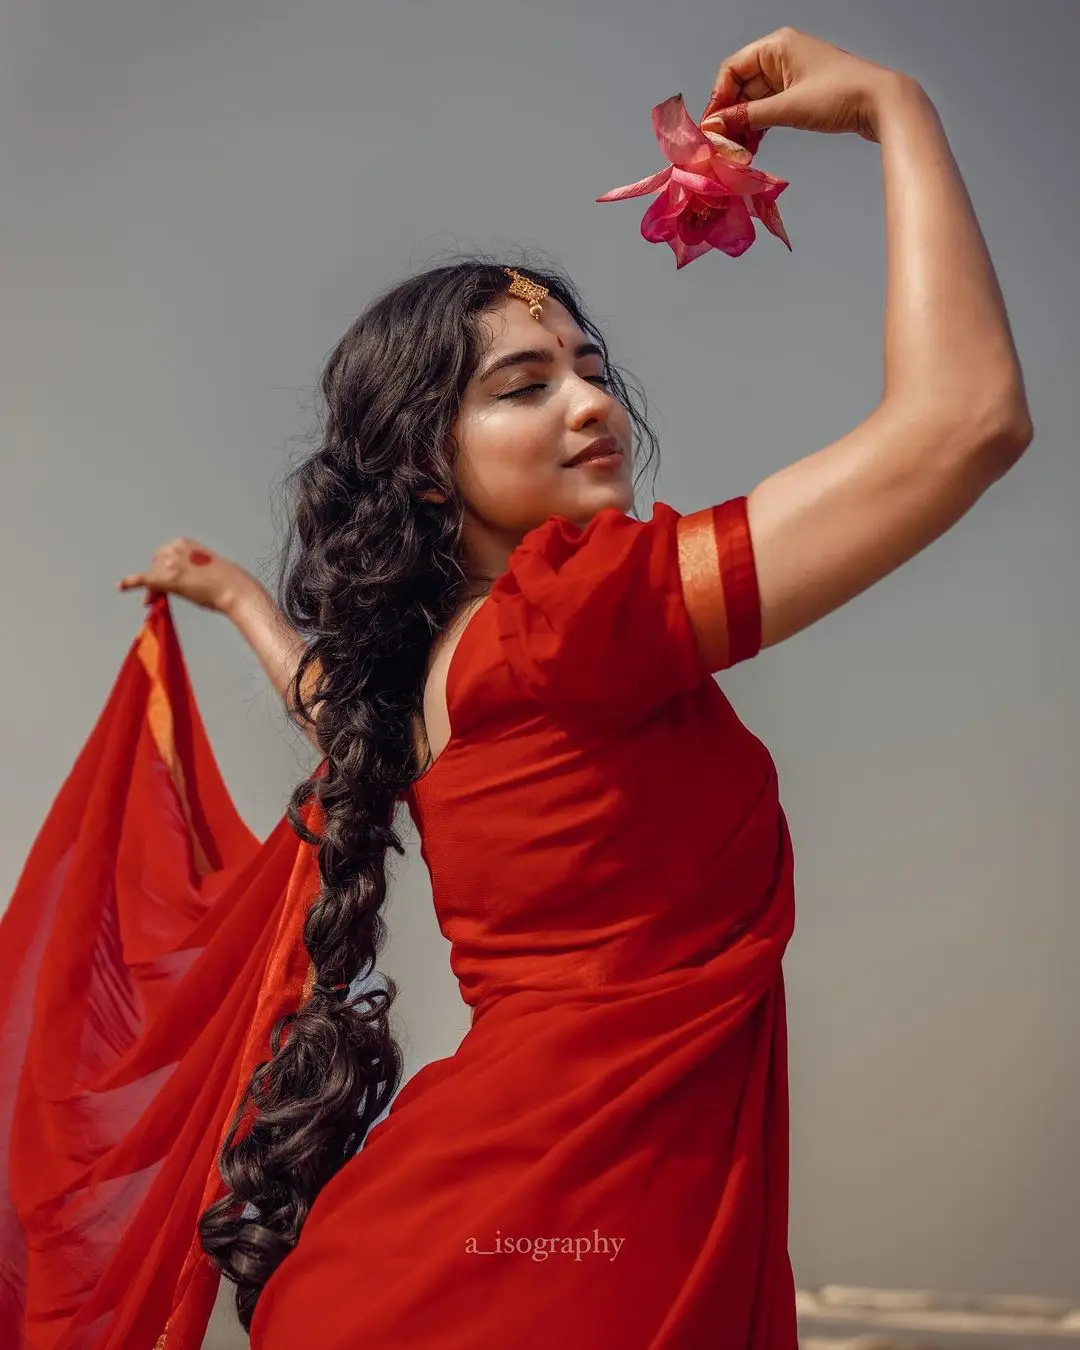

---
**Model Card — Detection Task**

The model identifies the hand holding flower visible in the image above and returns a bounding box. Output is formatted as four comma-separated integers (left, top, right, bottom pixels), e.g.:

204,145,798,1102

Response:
597,28,904,267
596,93,790,267
700,26,897,141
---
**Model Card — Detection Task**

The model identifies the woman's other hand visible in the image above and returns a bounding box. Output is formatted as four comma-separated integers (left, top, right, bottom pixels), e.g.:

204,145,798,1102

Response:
117,538,254,614
701,26,905,143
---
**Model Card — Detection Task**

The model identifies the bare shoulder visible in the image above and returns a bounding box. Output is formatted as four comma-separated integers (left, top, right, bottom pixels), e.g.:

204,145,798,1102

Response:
413,595,488,766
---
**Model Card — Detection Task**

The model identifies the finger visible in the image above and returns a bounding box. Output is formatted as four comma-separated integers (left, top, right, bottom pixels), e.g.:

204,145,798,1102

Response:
702,68,742,122
701,103,754,136
703,27,791,122
116,573,147,591
703,37,772,119
702,89,790,133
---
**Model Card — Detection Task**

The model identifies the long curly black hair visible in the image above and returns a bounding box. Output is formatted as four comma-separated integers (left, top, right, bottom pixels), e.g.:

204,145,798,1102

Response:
197,255,660,1328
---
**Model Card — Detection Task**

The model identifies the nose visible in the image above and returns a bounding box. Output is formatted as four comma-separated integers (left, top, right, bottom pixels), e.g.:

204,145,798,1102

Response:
568,372,617,432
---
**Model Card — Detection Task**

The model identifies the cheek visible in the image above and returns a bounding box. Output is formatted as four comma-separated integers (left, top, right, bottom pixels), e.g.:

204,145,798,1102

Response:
457,405,560,484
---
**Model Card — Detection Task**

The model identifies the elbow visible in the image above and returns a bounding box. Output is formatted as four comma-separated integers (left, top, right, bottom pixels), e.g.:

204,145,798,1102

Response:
929,394,1034,484
976,402,1034,480
1002,405,1034,454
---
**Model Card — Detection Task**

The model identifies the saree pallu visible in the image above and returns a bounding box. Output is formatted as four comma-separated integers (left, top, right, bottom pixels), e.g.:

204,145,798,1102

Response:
0,595,320,1350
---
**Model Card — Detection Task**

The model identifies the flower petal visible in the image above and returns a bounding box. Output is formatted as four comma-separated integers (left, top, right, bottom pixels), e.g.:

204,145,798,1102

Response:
676,198,722,245
640,186,684,243
750,194,792,250
596,166,673,202
709,159,789,197
701,128,752,166
652,94,714,171
745,174,788,204
669,166,733,201
670,235,716,269
698,197,757,258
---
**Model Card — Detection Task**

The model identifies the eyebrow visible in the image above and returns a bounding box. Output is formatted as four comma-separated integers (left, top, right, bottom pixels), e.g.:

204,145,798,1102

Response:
477,342,604,383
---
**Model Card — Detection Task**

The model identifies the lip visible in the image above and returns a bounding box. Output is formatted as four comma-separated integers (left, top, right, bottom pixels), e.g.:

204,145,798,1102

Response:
565,436,622,468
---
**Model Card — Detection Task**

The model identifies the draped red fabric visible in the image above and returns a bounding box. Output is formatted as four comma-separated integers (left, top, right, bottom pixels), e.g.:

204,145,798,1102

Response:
252,501,798,1350
3,498,797,1350
0,594,320,1350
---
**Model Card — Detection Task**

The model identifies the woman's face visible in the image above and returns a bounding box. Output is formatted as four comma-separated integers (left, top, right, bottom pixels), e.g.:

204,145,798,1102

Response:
450,296,635,588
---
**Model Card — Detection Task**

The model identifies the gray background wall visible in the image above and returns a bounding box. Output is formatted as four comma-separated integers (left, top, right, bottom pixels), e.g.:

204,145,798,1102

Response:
2,1,1076,1345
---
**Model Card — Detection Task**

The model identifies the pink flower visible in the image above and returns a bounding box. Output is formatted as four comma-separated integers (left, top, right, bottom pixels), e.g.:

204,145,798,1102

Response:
596,94,791,268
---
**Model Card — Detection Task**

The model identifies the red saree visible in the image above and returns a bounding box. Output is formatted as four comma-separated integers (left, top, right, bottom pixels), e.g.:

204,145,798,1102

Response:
0,594,324,1350
2,498,798,1350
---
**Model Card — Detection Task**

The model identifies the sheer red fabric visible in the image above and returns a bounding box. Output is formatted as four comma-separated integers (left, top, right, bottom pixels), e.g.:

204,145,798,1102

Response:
2,498,797,1350
0,594,322,1350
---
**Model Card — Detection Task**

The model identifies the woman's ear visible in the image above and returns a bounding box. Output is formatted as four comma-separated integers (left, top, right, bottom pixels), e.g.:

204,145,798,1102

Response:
418,488,446,504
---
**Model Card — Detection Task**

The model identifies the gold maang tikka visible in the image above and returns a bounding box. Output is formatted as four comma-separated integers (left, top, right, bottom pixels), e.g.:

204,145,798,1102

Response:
503,268,548,320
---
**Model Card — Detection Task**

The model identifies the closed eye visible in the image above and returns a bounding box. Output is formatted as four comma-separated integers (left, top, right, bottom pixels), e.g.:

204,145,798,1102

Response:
499,376,612,401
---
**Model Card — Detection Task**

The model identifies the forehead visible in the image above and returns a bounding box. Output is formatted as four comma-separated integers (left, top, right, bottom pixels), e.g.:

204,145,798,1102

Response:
477,297,586,356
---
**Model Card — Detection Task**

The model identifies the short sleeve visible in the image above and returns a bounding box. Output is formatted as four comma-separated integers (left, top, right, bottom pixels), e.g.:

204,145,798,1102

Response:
490,499,762,728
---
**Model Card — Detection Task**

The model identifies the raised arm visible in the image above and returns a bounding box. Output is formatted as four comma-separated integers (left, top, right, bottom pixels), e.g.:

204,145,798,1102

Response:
700,31,1032,651
220,574,323,751
118,543,322,751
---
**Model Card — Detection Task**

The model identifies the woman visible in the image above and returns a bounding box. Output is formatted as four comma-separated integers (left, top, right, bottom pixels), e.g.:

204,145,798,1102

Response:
117,27,1032,1350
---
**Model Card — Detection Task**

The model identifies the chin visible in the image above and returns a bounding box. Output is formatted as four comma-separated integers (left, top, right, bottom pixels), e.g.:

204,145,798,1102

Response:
565,482,635,529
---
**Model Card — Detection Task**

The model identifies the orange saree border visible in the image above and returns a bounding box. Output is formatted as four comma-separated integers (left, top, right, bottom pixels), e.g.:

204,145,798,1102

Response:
676,498,762,671
136,619,215,879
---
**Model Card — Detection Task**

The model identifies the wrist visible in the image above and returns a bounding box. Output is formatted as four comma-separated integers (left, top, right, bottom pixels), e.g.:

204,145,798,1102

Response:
217,568,266,621
865,71,932,138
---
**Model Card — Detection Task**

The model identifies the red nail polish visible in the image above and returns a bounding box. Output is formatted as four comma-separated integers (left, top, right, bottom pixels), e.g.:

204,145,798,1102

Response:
189,549,214,566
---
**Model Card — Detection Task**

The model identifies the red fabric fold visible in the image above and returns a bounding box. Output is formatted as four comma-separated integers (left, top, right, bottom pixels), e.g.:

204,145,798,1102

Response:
4,495,797,1349
0,595,320,1350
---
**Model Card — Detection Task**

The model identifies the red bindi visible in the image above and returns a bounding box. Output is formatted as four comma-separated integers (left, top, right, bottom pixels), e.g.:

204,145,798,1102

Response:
556,335,564,348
